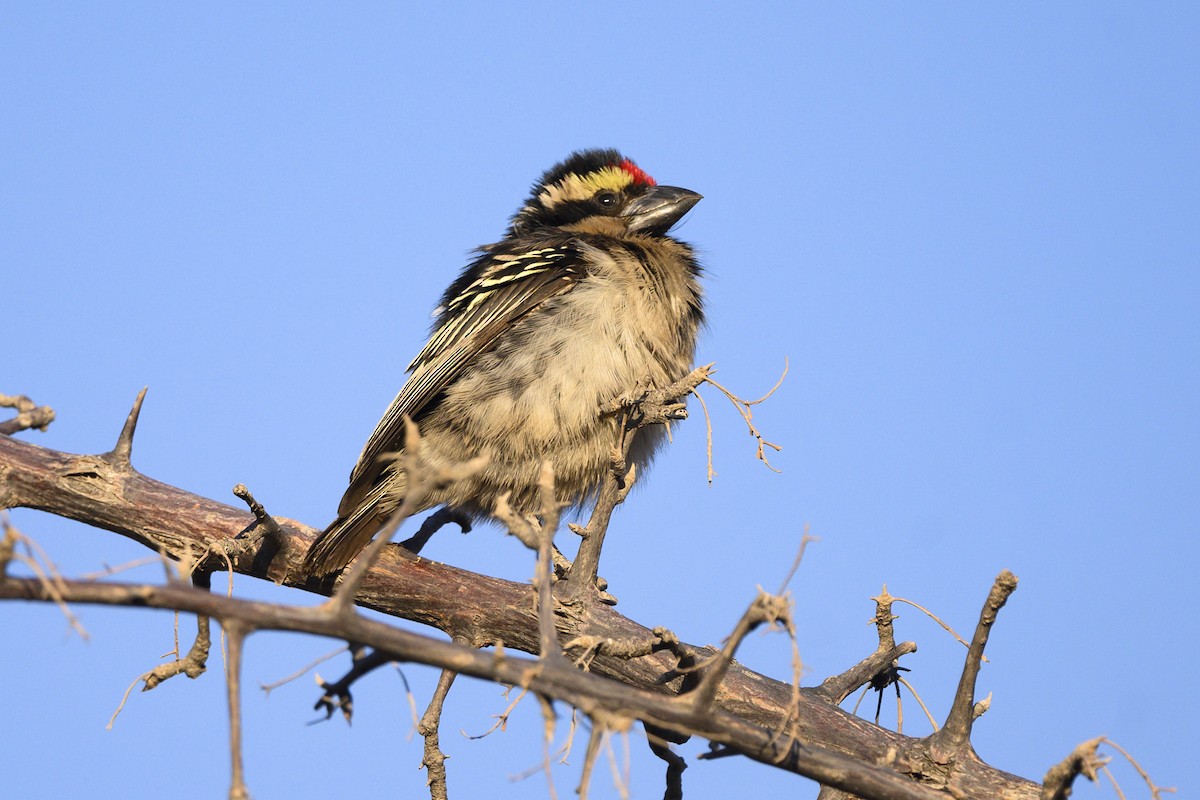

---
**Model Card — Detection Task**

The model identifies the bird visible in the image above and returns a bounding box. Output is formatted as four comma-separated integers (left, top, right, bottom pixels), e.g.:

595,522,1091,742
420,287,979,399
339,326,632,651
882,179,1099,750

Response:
303,149,704,576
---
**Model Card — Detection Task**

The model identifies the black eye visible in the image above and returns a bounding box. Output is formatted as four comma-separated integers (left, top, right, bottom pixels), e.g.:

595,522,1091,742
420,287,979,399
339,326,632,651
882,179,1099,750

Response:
596,191,619,208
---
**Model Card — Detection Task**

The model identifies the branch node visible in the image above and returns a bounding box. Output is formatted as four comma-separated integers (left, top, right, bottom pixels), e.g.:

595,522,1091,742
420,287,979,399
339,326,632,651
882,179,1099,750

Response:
688,588,793,714
233,484,282,539
1040,736,1109,800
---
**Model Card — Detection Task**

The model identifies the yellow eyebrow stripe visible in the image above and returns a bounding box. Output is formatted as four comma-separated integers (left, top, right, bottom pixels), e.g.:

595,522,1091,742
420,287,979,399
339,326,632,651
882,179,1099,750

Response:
538,166,635,207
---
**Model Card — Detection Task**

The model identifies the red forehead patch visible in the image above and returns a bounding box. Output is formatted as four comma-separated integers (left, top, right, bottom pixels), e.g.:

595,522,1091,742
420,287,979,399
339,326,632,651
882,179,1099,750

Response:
619,158,656,187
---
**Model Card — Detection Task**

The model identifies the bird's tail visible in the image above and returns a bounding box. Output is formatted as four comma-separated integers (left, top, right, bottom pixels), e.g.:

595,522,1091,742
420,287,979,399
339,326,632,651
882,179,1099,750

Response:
302,505,386,577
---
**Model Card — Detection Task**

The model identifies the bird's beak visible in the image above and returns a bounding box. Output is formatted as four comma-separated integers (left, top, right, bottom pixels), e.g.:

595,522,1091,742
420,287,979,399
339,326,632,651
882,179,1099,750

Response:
623,186,702,235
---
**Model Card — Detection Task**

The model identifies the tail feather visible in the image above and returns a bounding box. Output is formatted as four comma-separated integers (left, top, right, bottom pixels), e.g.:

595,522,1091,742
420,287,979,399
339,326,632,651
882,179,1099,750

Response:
303,506,386,577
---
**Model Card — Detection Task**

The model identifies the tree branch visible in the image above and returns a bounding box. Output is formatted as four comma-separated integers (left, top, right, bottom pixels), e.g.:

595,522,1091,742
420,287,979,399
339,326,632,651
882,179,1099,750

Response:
0,427,1043,798
1,574,946,800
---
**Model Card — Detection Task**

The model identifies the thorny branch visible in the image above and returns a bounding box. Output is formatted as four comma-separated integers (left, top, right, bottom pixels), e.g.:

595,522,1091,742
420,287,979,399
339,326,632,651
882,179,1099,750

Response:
1,388,1142,799
812,586,927,732
812,587,918,706
565,365,715,599
0,575,948,800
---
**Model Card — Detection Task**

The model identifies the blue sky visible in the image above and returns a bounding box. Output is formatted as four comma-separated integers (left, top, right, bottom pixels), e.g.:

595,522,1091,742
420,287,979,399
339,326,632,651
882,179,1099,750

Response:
4,5,1196,798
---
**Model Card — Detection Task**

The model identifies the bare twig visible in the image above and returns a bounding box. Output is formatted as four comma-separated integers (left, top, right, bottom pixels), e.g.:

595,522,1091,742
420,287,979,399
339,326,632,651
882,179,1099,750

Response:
690,589,792,714
1097,738,1175,799
223,619,252,800
532,462,568,663
312,645,392,723
1044,737,1176,800
0,514,14,574
109,573,213,729
0,516,88,637
0,393,56,436
494,493,575,577
141,605,212,690
695,359,786,474
891,594,988,663
232,484,281,538
576,719,606,800
691,386,718,482
112,562,233,794
565,365,715,598
79,555,163,580
535,693,560,799
930,570,1018,760
260,645,349,697
561,452,625,598
813,642,919,706
418,668,458,800
465,685,529,739
1041,736,1109,800
871,585,899,650
495,460,569,661
897,676,940,732
777,526,817,594
603,726,633,800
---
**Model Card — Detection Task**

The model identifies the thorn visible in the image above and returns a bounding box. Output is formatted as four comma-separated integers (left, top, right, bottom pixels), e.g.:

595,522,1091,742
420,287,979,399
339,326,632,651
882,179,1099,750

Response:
110,387,148,466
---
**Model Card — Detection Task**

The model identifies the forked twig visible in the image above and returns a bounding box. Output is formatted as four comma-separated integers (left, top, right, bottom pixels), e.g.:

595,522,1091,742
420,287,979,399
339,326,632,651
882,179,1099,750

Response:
692,358,787,480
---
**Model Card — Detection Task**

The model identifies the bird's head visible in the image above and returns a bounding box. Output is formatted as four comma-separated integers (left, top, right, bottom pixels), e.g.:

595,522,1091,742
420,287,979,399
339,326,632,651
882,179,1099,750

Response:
507,149,701,238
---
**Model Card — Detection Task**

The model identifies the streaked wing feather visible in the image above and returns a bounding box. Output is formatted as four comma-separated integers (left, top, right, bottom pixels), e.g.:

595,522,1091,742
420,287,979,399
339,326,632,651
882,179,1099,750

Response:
339,243,585,507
